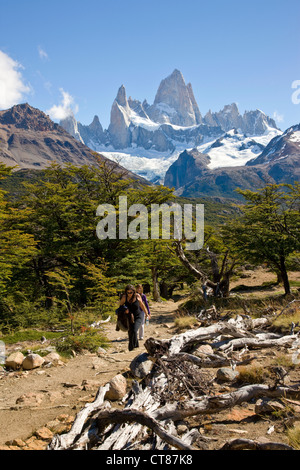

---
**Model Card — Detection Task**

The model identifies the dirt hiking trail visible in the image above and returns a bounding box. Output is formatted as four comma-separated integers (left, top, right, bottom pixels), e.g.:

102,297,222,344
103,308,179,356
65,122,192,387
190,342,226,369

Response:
0,299,179,448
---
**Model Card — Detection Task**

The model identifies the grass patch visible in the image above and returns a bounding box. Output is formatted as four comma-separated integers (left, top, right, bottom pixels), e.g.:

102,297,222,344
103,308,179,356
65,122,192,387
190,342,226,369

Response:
271,353,299,370
55,329,110,357
174,316,198,331
2,329,63,344
236,363,267,384
287,423,300,450
271,306,300,334
290,280,300,288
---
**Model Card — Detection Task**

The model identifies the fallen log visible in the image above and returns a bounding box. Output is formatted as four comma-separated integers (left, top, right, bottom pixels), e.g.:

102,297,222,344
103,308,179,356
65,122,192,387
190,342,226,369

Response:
219,438,294,451
48,383,110,450
96,378,165,450
152,383,300,422
95,408,194,451
162,351,254,369
145,321,252,357
216,334,299,352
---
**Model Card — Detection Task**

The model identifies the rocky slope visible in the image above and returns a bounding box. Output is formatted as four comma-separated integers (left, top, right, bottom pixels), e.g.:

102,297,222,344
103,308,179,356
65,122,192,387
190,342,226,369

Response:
0,103,147,185
0,104,107,170
247,123,300,169
164,133,300,199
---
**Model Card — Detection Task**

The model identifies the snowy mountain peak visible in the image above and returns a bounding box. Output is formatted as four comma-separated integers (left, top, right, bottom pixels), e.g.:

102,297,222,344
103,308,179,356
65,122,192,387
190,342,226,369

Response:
60,112,84,144
58,70,283,183
246,123,300,166
203,103,279,136
150,69,199,126
115,85,128,108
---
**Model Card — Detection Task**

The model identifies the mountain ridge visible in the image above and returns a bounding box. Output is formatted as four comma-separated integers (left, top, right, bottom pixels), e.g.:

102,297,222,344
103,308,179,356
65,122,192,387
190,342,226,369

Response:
0,103,147,184
59,69,280,156
1,70,298,201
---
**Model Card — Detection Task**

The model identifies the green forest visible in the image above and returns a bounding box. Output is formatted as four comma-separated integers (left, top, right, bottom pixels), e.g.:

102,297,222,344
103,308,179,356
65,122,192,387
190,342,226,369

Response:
0,158,299,353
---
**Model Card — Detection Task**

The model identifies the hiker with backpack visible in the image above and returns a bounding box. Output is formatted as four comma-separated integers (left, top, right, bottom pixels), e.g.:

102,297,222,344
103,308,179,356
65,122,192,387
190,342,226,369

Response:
119,284,148,351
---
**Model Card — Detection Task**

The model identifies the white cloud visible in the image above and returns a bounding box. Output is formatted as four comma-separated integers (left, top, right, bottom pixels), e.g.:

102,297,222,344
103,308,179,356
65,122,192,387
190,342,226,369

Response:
0,50,31,109
38,46,49,61
47,88,79,120
273,110,284,124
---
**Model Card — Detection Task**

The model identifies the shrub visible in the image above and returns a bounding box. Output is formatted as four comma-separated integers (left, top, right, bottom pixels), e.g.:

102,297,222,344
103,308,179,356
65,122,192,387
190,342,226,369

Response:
55,329,110,357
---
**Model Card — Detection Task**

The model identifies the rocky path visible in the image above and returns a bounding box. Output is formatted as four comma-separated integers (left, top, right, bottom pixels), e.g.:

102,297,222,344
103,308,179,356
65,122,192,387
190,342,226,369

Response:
0,299,178,449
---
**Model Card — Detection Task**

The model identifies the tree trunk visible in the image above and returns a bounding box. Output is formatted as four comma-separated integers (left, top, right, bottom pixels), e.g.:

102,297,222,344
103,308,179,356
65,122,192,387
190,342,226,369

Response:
174,241,234,298
280,255,291,295
159,281,169,299
220,273,230,298
152,266,161,302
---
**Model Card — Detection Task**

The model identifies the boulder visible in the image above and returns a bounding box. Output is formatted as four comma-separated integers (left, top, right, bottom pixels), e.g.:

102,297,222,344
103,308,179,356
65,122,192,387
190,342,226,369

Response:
105,374,127,401
22,353,45,370
130,352,153,379
5,351,25,370
255,398,285,415
43,352,61,365
195,344,214,355
216,367,239,382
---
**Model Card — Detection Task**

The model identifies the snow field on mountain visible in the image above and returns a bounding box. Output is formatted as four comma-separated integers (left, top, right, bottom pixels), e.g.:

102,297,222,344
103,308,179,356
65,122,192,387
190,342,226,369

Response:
100,128,282,183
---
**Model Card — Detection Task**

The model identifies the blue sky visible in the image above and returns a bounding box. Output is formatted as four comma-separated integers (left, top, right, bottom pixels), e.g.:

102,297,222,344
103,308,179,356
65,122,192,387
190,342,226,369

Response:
1,0,300,130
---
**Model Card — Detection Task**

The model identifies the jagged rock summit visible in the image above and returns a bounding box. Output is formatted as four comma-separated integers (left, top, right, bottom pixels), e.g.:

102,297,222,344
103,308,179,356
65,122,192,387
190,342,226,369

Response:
59,69,280,157
108,85,132,149
203,103,278,135
148,68,202,126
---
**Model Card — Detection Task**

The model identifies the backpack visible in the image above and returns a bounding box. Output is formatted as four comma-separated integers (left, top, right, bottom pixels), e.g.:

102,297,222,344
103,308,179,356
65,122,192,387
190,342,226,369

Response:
115,305,134,332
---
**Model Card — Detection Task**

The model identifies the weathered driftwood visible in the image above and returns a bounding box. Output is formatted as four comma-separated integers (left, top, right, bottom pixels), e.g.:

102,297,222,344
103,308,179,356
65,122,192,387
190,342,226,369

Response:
217,334,299,352
96,378,165,450
90,315,111,327
48,382,110,450
48,314,300,451
96,408,194,451
162,351,254,369
145,321,252,357
220,438,294,451
152,383,300,422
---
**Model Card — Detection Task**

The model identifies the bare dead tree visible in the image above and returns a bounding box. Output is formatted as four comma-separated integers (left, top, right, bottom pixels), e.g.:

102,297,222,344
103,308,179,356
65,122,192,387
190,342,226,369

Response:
171,240,236,298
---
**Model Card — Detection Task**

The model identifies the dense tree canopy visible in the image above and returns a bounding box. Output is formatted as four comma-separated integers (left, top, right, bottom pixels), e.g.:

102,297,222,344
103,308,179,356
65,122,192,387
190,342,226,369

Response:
222,183,300,295
0,160,299,334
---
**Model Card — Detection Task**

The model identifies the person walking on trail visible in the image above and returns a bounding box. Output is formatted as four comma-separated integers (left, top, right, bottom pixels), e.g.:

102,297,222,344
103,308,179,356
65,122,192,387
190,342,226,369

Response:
119,284,148,351
136,284,151,340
